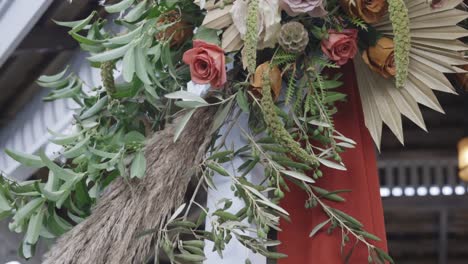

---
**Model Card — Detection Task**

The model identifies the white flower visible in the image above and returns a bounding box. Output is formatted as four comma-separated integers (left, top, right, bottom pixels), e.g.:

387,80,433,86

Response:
230,0,281,49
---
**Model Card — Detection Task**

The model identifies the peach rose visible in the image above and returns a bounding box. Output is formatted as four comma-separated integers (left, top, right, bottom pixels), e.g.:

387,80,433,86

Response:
340,0,387,24
183,40,227,88
362,37,396,78
321,29,358,66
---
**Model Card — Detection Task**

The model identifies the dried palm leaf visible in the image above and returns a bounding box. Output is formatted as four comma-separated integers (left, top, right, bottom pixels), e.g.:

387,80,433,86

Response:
354,0,468,149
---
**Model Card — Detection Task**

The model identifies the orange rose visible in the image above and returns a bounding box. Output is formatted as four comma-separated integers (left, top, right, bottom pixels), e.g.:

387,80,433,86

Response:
340,0,387,24
362,37,396,78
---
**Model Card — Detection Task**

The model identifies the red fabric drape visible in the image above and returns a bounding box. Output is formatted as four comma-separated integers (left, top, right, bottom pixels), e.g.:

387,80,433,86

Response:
278,62,388,263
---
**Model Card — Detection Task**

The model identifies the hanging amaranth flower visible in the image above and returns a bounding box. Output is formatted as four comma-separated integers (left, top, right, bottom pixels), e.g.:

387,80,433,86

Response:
387,0,410,88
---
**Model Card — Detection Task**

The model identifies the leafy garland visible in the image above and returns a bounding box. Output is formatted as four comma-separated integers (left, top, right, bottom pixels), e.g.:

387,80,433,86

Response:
0,0,404,263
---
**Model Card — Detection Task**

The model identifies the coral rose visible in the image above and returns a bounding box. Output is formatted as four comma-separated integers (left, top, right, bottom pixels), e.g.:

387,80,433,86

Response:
280,0,327,17
362,37,397,78
321,29,358,66
183,40,227,88
340,0,387,23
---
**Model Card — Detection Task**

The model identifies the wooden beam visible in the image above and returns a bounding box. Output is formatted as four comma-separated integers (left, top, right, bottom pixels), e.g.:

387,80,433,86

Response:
439,209,448,264
12,27,77,56
0,0,53,67
383,196,468,210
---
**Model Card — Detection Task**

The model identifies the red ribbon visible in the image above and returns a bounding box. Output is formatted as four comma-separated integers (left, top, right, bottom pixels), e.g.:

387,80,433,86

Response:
278,62,388,263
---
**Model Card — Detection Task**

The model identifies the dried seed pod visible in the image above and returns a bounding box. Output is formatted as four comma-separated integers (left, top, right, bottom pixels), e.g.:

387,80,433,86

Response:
278,22,309,54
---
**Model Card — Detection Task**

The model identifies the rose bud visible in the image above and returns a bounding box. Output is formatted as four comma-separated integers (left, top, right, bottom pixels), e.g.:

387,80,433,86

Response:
183,40,227,88
155,10,193,48
250,63,282,101
340,0,388,24
362,37,397,78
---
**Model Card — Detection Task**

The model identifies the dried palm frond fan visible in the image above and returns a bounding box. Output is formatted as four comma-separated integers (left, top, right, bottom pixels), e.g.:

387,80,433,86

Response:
354,0,468,148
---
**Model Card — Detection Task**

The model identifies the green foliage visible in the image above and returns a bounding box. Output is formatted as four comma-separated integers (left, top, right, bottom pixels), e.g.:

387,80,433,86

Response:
349,16,368,31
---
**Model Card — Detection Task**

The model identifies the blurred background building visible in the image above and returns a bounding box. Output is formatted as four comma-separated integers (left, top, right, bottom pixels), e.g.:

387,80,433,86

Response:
0,1,467,264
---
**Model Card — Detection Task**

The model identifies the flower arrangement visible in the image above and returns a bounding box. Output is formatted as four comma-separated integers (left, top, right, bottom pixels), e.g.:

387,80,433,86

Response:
0,0,466,263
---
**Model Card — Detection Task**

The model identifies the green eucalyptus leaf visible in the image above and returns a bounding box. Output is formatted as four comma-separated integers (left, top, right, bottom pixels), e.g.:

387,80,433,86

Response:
107,25,143,45
174,253,206,262
124,131,146,144
105,0,136,13
5,149,44,168
88,42,133,62
317,158,346,171
12,198,44,225
37,67,69,83
174,109,195,142
236,90,250,113
309,219,330,237
89,148,119,159
356,230,381,241
39,151,85,181
124,0,147,22
54,11,96,32
281,170,315,184
165,91,208,104
25,207,45,244
210,99,233,134
70,32,103,45
63,136,90,158
312,186,348,202
194,27,221,46
19,239,35,259
80,95,108,119
134,44,152,84
207,162,230,176
0,189,12,213
49,130,83,145
169,203,186,222
123,45,136,82
130,151,146,179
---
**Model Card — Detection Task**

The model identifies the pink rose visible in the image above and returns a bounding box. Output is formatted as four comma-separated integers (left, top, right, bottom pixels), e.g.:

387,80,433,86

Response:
280,0,327,17
321,29,358,66
183,40,227,88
